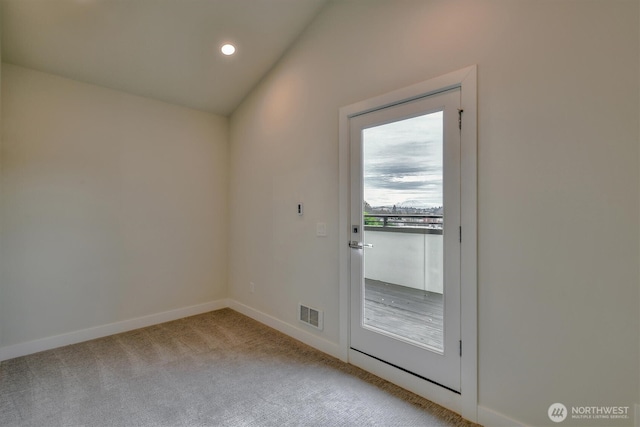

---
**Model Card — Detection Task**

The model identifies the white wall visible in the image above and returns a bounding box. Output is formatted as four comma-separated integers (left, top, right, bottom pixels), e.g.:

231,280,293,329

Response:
229,1,640,425
0,7,3,350
1,64,228,347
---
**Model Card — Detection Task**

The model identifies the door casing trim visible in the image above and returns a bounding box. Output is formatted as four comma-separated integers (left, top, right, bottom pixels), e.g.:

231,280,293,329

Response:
338,65,477,422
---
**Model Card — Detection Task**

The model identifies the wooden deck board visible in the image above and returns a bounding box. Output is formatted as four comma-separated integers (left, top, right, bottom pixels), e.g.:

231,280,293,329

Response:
364,279,444,350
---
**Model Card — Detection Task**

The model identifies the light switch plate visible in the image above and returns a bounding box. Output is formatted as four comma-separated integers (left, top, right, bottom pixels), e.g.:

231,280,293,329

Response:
316,222,327,237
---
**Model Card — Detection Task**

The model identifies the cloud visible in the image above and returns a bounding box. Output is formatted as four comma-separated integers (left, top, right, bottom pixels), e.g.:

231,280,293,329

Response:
362,112,443,207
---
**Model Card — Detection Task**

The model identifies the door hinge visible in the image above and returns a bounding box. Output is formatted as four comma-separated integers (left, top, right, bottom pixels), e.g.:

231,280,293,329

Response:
458,109,464,130
459,226,462,243
459,340,462,357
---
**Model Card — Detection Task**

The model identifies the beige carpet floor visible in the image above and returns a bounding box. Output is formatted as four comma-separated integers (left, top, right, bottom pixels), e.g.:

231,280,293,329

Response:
0,308,479,427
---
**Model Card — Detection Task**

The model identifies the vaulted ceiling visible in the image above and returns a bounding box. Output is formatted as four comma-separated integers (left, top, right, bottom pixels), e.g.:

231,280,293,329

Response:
1,0,328,116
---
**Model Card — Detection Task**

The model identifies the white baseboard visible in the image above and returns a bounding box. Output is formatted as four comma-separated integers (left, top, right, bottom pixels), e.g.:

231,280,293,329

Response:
0,299,229,362
227,299,343,360
478,405,527,427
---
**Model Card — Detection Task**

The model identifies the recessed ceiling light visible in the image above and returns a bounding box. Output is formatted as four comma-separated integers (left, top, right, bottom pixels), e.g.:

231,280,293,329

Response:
221,44,236,56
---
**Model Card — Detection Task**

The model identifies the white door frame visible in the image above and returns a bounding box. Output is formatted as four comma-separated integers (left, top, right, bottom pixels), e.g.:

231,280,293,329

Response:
338,65,477,422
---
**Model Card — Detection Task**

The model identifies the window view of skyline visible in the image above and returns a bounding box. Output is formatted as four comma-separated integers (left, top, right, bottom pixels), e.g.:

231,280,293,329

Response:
363,111,443,209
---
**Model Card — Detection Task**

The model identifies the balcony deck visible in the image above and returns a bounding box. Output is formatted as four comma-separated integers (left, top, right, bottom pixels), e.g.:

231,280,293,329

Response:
364,279,444,350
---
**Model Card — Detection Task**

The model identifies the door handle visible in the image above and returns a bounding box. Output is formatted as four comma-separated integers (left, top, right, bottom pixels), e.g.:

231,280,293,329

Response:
349,241,373,249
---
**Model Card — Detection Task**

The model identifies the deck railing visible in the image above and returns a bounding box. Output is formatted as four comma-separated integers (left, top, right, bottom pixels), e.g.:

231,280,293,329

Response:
364,214,443,235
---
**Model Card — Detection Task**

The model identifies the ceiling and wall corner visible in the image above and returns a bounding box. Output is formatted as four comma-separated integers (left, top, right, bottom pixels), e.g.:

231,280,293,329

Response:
0,0,328,116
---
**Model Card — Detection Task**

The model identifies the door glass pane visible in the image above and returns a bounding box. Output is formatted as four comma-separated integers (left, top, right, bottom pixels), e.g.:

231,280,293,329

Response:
362,111,444,353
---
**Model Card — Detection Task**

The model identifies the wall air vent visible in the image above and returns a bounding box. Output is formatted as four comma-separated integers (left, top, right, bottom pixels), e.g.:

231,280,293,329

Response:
299,303,323,330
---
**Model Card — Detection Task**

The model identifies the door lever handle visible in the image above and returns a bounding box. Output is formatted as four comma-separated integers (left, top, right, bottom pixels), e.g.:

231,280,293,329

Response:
349,241,373,249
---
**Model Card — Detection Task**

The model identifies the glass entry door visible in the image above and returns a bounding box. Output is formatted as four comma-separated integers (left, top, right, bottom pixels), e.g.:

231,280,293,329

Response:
349,88,461,392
